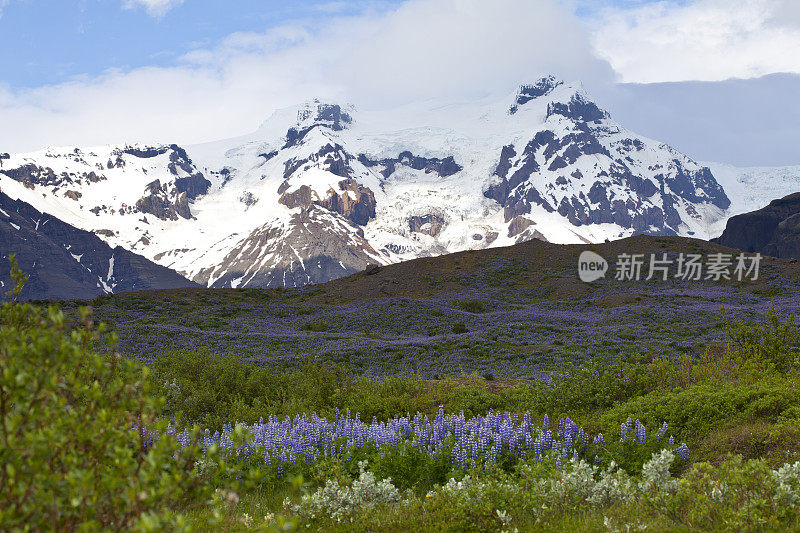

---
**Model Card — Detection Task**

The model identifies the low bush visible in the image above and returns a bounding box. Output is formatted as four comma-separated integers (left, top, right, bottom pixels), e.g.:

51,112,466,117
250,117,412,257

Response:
0,256,242,530
458,299,487,313
452,321,468,334
301,321,328,332
276,451,800,532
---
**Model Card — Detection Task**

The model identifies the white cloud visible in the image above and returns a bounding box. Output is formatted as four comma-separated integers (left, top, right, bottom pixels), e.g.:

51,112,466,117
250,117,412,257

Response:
122,0,183,19
592,0,800,83
1,0,798,165
0,0,612,152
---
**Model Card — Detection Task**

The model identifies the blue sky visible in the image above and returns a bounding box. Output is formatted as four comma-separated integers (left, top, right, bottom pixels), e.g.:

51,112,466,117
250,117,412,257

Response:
0,0,798,166
0,0,675,90
0,0,401,88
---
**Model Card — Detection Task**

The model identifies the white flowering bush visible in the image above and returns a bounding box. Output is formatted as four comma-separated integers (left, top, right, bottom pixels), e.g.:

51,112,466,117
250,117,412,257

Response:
275,451,800,531
773,461,800,508
638,449,680,493
290,461,402,523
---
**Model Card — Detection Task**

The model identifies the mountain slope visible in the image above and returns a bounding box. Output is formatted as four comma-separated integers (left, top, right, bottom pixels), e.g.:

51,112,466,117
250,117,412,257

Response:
0,76,739,289
703,163,800,236
0,191,197,300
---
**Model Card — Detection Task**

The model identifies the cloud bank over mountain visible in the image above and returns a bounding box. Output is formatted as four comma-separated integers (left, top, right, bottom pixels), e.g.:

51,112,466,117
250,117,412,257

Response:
0,0,798,166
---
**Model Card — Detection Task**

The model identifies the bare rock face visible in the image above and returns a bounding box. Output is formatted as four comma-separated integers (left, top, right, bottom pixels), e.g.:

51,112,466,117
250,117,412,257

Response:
135,179,191,221
508,216,534,237
131,146,211,221
713,192,800,259
194,205,381,288
279,181,376,226
3,164,60,188
316,178,376,226
546,93,609,123
279,141,377,226
2,163,107,189
409,214,446,237
358,151,462,179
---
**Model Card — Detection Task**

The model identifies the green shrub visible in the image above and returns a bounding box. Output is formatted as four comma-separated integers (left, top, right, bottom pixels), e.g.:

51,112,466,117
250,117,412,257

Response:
302,321,329,332
0,257,238,530
599,378,800,452
369,441,453,491
722,305,800,374
458,299,487,314
452,322,468,334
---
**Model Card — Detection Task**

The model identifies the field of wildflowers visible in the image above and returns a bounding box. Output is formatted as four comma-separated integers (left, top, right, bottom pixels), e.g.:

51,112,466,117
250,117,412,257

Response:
8,238,800,530
80,250,800,381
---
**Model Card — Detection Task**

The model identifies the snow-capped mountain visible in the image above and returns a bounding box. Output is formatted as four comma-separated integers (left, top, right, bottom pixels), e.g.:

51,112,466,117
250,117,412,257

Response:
0,75,778,290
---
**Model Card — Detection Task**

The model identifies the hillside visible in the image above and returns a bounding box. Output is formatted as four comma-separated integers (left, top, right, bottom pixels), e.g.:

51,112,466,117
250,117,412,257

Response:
80,234,800,378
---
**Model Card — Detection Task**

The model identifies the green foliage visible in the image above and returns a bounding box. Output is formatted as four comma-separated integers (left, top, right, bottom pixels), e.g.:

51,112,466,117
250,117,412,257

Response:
599,378,800,448
368,441,453,491
301,321,328,332
452,321,468,334
272,452,800,532
0,256,239,530
458,299,487,314
152,351,529,429
722,304,800,374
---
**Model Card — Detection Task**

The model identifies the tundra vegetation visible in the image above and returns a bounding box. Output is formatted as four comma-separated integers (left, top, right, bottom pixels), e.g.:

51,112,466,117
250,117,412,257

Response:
3,254,800,531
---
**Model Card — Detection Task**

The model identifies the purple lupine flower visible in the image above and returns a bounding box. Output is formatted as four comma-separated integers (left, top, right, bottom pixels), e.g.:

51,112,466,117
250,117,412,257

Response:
673,443,690,460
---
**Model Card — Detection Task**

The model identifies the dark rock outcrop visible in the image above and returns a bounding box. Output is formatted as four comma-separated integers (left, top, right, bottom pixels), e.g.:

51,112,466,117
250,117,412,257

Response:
408,214,446,237
122,146,170,158
134,160,210,222
135,180,191,220
509,76,563,114
546,93,609,123
0,191,196,300
713,192,800,259
284,103,353,148
279,178,376,226
174,173,212,200
358,151,462,179
1,164,106,189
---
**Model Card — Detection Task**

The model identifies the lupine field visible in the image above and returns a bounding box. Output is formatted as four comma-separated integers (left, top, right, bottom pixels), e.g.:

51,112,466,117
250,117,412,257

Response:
161,412,687,476
8,236,800,531
77,236,800,380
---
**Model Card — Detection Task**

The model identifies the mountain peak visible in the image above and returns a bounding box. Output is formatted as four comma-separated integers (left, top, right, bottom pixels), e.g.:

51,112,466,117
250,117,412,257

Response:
509,76,565,114
295,100,354,131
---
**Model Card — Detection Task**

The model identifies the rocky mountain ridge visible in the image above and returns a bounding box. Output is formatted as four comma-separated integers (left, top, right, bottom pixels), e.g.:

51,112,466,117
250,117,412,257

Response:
0,190,197,300
0,76,789,292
